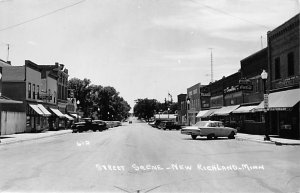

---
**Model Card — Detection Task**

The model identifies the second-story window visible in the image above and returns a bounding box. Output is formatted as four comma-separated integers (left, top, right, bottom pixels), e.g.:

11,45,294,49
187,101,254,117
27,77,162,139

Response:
275,57,281,80
32,84,35,99
37,85,40,99
288,52,294,76
28,83,31,99
48,89,51,102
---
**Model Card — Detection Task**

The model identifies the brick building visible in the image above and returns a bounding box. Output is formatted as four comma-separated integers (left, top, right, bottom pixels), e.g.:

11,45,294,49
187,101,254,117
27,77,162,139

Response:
177,93,187,125
265,13,300,139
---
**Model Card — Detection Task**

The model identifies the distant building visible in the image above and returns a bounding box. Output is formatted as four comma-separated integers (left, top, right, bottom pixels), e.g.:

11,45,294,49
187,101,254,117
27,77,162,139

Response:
177,93,187,125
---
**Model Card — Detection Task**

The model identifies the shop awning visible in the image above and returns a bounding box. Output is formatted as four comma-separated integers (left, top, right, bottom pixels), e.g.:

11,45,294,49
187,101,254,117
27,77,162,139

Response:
29,104,45,116
0,96,23,104
64,114,74,120
201,108,220,118
196,110,209,118
37,104,52,116
232,105,258,114
255,88,300,111
50,108,66,118
212,105,240,116
71,114,79,118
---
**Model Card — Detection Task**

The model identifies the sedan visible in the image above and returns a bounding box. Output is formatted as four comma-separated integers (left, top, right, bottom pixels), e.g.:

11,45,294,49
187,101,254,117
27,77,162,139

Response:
180,120,237,140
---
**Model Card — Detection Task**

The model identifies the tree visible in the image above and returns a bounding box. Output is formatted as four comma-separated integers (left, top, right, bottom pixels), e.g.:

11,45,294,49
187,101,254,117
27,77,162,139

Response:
133,98,158,121
68,78,131,120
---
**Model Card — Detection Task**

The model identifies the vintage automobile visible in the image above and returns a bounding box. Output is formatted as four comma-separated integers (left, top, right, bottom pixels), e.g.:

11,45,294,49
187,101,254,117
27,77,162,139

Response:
180,120,237,140
92,120,108,131
72,118,102,133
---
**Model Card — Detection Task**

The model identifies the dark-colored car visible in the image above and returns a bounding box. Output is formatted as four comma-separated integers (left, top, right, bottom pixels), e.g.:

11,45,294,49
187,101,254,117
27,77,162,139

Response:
72,118,102,133
159,121,181,130
92,120,108,131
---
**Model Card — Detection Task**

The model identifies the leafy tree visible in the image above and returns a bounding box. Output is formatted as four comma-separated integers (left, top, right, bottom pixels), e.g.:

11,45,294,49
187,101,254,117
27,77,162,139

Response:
68,78,131,120
133,98,158,121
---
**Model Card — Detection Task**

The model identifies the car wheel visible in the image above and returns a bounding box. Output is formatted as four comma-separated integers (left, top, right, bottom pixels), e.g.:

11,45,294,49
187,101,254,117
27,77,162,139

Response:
228,131,235,139
207,134,214,140
191,135,197,140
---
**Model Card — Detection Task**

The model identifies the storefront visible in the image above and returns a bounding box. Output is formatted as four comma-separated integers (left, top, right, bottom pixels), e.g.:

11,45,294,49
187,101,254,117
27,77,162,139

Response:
48,108,66,130
232,105,264,134
255,88,300,139
27,103,51,132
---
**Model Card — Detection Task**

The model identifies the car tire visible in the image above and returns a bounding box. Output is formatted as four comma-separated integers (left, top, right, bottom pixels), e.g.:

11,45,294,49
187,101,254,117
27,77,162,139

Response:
191,135,197,140
228,131,235,139
207,134,214,140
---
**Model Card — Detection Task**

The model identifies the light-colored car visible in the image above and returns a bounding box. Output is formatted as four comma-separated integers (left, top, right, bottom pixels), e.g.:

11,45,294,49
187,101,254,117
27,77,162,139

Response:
181,121,237,140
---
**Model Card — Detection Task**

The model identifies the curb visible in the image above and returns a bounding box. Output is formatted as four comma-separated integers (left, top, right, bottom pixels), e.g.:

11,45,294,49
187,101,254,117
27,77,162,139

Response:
0,130,72,146
235,136,300,146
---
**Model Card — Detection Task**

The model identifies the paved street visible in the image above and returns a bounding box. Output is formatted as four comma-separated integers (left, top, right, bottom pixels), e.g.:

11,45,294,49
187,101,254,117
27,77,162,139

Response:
0,118,299,193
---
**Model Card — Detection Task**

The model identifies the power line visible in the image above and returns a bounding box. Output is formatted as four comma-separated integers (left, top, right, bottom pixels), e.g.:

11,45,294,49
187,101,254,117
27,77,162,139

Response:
0,0,87,32
190,0,270,29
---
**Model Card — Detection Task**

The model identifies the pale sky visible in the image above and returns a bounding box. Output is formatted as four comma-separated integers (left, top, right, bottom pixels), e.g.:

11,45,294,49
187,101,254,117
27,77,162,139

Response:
0,0,299,110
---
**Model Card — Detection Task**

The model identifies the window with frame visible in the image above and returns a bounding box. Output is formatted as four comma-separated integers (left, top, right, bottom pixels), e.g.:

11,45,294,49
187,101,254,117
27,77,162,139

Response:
32,84,35,99
37,85,40,99
48,89,51,102
287,52,294,76
28,83,31,98
275,57,281,79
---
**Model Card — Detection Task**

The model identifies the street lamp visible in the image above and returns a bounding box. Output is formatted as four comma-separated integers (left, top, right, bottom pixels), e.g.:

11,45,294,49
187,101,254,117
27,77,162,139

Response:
186,97,190,126
261,69,270,141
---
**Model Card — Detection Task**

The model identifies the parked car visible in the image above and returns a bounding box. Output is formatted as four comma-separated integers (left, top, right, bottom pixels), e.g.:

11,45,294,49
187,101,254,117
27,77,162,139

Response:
72,118,102,133
158,121,181,130
180,120,237,140
92,120,108,131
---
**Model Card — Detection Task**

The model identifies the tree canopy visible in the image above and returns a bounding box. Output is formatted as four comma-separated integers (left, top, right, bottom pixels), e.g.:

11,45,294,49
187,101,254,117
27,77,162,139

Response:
133,98,178,121
68,78,131,121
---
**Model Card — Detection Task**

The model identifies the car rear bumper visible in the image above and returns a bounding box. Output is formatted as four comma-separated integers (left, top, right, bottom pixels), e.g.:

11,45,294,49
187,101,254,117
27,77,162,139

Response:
180,129,201,136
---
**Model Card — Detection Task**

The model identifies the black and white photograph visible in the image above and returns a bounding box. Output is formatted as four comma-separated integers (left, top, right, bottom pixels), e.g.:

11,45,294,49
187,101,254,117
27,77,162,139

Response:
0,0,299,192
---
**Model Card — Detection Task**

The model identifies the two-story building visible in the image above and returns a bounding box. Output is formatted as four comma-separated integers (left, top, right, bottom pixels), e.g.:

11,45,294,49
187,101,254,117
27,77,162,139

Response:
264,13,300,139
177,93,187,125
0,61,24,135
1,60,52,133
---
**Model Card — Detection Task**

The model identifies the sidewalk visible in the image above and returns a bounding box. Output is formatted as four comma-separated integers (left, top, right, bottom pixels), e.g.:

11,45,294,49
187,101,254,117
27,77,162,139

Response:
0,129,72,145
236,133,300,145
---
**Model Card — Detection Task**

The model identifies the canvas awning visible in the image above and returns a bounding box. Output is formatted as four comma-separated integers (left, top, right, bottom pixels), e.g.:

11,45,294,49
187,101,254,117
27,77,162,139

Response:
64,114,74,120
37,104,51,116
254,88,300,111
212,105,240,116
201,108,220,118
196,110,209,118
29,104,45,116
232,105,258,114
0,96,23,104
50,108,66,118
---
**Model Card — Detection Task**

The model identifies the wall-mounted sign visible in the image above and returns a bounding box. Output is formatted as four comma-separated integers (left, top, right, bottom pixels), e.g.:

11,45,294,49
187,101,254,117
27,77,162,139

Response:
272,75,299,89
39,93,52,100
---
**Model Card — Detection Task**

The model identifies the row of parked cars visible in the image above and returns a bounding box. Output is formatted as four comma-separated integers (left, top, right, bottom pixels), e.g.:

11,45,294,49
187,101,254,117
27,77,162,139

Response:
148,119,237,140
148,120,182,130
72,118,122,133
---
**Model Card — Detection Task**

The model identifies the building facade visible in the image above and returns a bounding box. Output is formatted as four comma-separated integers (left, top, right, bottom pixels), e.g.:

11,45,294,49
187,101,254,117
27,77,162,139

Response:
177,93,187,125
267,13,300,139
187,83,203,125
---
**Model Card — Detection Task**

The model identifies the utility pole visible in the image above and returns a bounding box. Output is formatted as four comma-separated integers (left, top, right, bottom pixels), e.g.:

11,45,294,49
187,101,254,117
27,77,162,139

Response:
209,48,214,83
6,44,9,62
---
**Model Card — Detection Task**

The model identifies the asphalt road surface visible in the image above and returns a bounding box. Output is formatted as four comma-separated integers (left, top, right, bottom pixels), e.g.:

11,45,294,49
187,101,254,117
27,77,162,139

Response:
0,117,299,193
